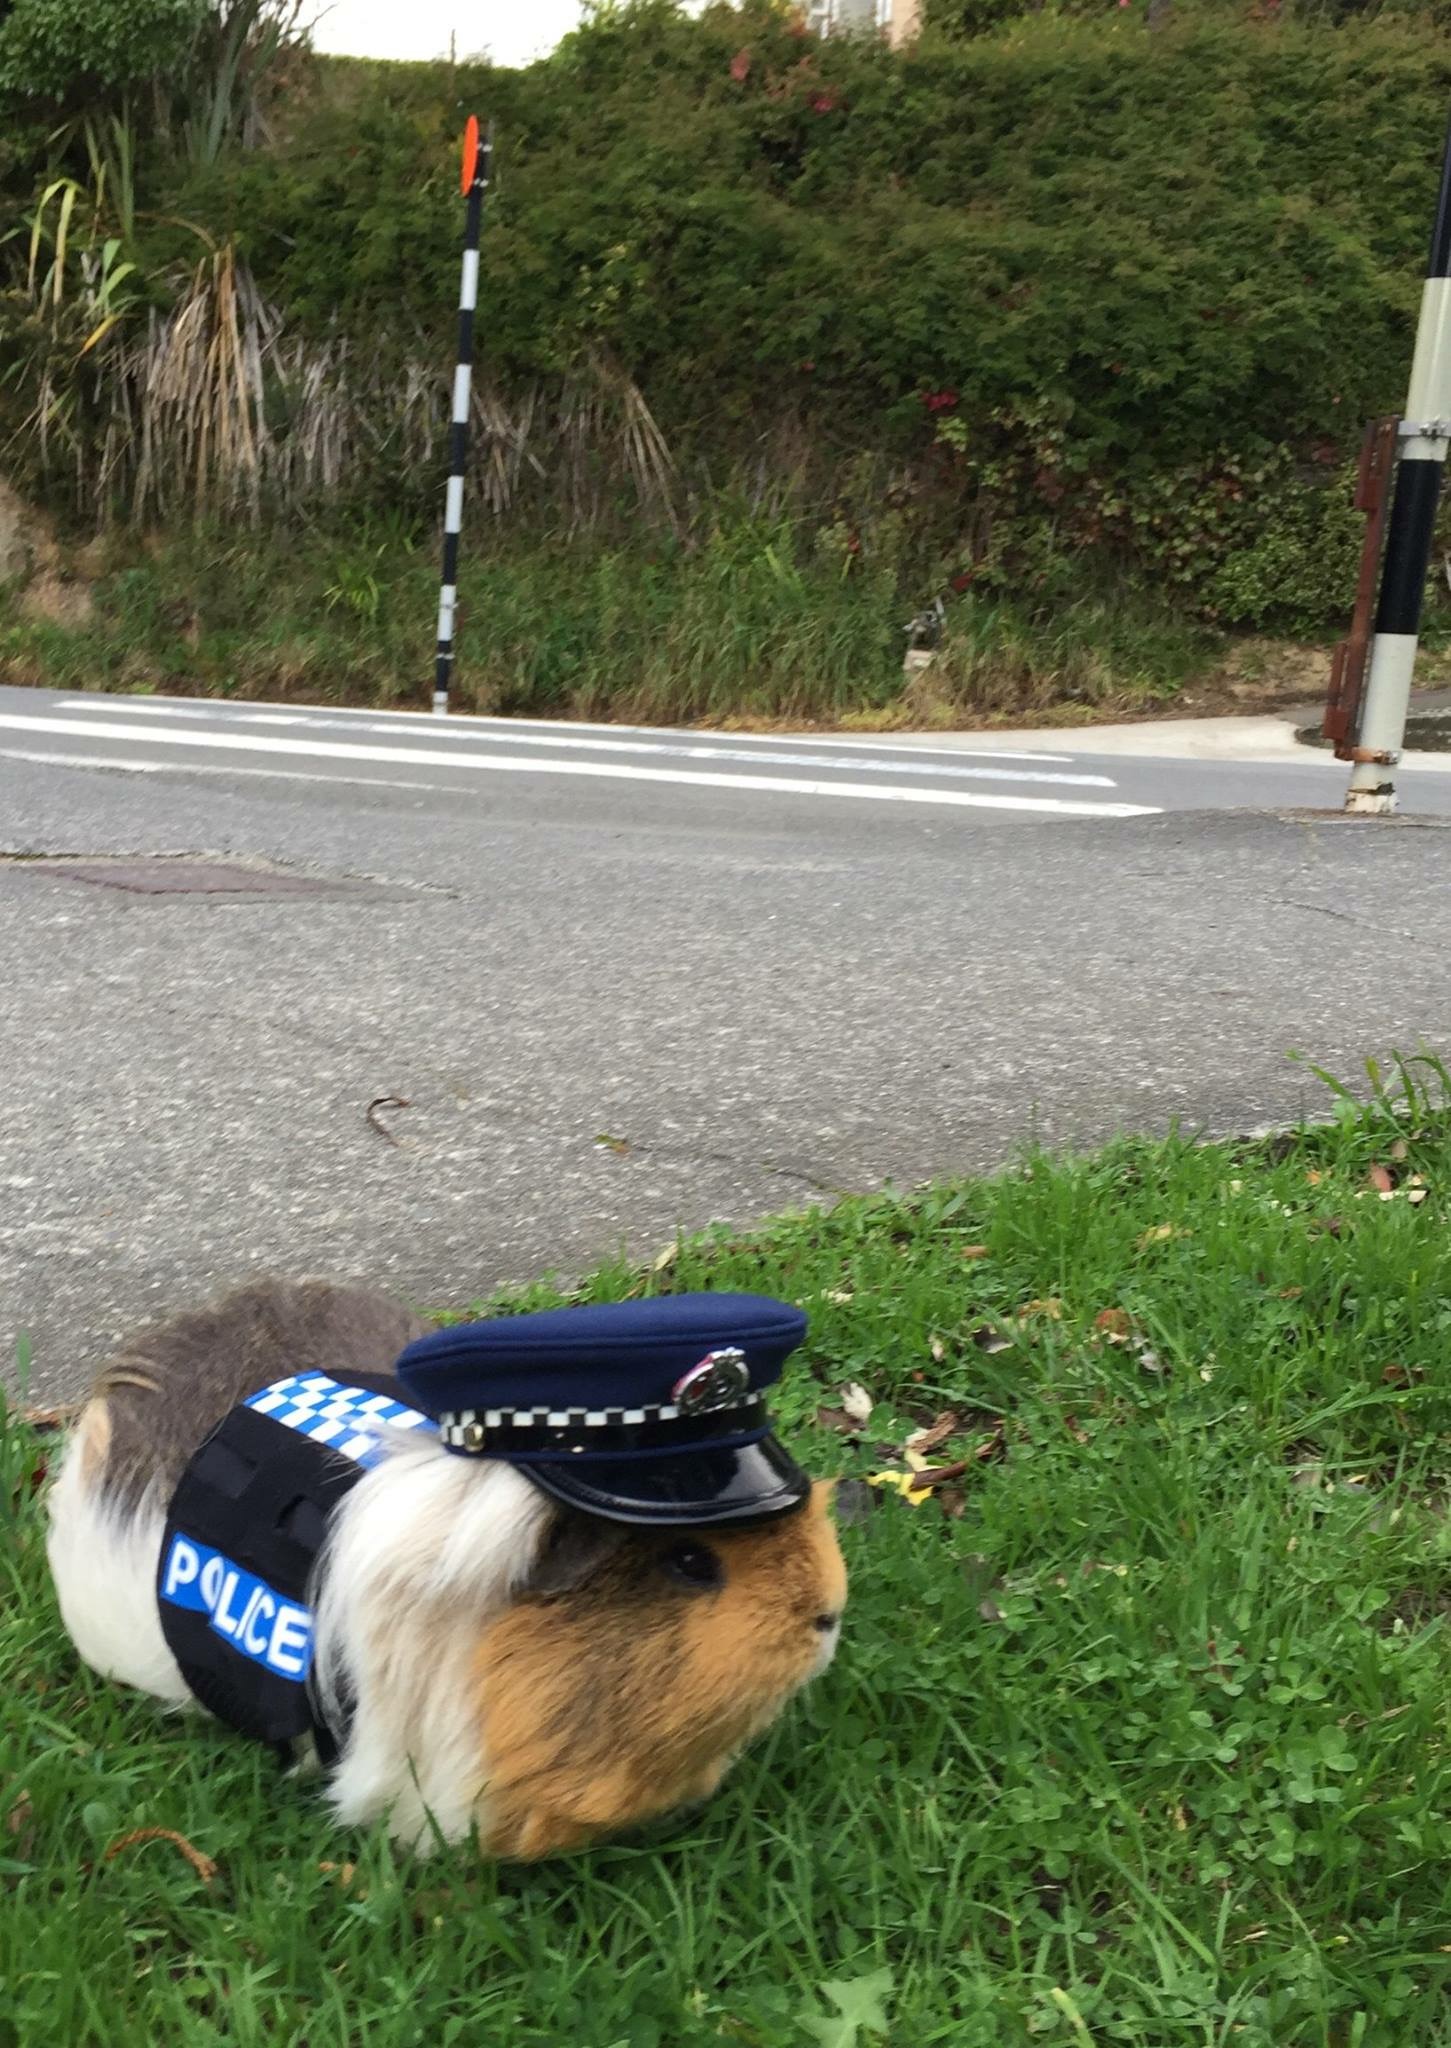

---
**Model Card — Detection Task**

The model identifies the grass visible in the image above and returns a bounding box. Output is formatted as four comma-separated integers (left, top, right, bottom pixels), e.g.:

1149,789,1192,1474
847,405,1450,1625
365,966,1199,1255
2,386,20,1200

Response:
0,515,1220,728
6,1062,1451,2045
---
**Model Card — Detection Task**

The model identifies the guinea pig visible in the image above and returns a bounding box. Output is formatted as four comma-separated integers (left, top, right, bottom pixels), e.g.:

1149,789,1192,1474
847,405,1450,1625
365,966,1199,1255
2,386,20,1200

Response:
45,1278,847,1859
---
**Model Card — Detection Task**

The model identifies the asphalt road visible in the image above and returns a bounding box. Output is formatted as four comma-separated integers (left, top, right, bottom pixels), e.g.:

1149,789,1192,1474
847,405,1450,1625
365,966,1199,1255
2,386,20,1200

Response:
5,683,1451,1400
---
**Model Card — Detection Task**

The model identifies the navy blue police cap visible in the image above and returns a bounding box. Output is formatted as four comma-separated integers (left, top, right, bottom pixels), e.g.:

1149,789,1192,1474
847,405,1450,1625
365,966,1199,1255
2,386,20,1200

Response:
394,1292,811,1528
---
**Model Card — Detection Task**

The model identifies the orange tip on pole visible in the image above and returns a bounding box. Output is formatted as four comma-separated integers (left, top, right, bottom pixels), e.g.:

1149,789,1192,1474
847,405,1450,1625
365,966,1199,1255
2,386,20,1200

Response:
460,115,480,196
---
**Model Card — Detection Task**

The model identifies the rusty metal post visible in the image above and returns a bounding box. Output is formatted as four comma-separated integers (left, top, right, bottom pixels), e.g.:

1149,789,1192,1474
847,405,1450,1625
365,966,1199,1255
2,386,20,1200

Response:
1345,101,1451,812
1324,417,1398,755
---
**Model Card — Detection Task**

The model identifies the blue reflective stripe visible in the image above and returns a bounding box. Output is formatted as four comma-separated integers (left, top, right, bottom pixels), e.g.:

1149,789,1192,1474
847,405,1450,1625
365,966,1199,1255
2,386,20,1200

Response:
160,1532,314,1684
244,1373,435,1469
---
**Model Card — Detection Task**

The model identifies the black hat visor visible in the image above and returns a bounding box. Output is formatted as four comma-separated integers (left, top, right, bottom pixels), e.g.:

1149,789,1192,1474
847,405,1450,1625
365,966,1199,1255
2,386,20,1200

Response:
514,1432,811,1528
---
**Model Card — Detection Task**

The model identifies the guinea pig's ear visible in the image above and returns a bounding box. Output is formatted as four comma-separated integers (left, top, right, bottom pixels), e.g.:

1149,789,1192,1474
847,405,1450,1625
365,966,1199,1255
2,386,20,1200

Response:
520,1507,629,1600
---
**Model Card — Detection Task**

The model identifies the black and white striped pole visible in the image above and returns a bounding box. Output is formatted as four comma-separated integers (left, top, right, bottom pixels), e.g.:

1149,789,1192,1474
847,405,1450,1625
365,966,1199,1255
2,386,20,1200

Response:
1345,104,1451,812
433,115,491,718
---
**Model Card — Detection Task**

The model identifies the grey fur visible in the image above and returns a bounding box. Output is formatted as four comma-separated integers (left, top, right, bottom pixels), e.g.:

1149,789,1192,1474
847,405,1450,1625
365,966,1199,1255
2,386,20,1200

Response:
86,1278,430,1518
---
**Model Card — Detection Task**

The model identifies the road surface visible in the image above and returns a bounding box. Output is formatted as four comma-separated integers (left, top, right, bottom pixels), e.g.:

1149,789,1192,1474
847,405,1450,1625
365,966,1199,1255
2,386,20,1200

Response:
4,684,1450,1399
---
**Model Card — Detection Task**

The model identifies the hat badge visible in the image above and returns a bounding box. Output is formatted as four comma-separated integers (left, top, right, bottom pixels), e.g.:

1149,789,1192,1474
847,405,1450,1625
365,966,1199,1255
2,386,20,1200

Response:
673,1347,750,1415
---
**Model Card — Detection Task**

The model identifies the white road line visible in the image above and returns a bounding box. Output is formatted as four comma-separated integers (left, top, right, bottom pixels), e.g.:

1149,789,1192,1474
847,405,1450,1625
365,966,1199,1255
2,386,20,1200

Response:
45,697,1110,786
0,714,1160,818
52,695,1075,765
0,745,444,795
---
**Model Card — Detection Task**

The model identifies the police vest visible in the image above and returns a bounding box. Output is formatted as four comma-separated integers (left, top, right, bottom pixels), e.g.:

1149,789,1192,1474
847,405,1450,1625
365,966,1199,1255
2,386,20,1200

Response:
157,1372,436,1755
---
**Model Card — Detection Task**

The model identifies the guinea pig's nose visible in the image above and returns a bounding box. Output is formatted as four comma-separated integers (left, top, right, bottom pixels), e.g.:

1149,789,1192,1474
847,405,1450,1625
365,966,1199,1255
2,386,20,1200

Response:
813,1611,840,1634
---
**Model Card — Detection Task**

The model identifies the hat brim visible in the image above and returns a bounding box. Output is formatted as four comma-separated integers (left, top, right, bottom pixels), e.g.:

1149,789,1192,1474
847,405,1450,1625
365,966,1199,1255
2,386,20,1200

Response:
513,1433,811,1529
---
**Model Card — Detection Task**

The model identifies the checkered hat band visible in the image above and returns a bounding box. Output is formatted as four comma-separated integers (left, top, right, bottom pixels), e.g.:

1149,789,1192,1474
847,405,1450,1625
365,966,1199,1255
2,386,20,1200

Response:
437,1395,764,1456
246,1373,437,1470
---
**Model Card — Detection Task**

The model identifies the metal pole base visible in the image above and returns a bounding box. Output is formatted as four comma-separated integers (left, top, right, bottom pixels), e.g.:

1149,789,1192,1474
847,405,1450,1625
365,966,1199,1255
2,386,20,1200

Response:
432,690,449,717
1344,782,1398,816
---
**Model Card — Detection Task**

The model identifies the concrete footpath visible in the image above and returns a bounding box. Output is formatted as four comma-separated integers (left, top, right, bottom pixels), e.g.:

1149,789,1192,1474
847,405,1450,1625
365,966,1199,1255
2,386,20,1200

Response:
5,692,1450,1401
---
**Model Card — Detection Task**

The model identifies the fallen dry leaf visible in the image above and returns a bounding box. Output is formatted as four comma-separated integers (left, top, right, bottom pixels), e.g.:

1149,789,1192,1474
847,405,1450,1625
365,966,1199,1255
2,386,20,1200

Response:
104,1827,216,1886
866,1471,933,1507
5,1792,36,1862
1391,1137,1410,1163
904,1410,962,1458
1017,1298,1063,1322
839,1382,874,1426
1381,1363,1426,1387
960,1244,990,1261
970,1323,1013,1354
822,1288,854,1306
1094,1308,1134,1340
1278,1286,1304,1301
1137,1223,1189,1248
1367,1164,1395,1194
652,1242,679,1272
318,1859,358,1888
929,1336,946,1363
815,1407,862,1437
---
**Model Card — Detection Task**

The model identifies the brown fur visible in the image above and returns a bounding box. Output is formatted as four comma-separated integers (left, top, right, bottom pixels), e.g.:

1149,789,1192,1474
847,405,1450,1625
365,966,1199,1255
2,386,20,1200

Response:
82,1279,430,1516
476,1483,847,1858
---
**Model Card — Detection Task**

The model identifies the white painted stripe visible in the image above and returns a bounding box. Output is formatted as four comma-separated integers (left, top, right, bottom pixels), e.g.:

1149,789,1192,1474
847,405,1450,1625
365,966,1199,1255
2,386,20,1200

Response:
1404,275,1451,453
53,696,1076,764
44,697,1103,786
1354,632,1419,758
0,713,1160,816
436,584,456,640
444,475,464,530
350,730,1115,789
460,247,479,310
451,364,472,424
0,744,450,794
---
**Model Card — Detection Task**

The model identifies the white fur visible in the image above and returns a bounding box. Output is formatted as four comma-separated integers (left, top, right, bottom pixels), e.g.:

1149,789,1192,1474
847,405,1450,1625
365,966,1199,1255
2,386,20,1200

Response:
48,1407,552,1847
45,1421,192,1709
311,1432,553,1847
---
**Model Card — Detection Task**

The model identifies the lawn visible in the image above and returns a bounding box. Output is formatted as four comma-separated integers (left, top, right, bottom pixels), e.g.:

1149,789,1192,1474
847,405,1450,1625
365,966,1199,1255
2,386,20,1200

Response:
4,1062,1451,2047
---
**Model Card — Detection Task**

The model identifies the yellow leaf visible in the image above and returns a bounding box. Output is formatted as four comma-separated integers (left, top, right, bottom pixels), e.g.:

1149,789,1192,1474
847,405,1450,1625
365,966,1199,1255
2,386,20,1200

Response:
78,311,123,358
866,1471,931,1507
1137,1223,1191,1249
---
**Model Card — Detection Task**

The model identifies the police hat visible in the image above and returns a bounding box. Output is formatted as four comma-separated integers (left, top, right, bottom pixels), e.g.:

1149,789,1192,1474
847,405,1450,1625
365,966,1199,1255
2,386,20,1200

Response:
394,1293,812,1528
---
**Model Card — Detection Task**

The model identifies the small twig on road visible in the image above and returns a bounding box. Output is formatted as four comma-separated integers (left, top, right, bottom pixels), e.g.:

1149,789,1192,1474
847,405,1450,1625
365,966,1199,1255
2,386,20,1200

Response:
366,1096,412,1145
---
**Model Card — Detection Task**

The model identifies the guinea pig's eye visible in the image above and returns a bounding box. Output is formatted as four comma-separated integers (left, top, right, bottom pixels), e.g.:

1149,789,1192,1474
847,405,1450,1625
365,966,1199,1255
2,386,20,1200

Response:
660,1541,724,1591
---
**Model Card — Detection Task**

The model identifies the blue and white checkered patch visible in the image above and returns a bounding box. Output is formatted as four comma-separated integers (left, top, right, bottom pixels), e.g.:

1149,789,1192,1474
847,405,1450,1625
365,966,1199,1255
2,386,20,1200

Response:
245,1373,436,1469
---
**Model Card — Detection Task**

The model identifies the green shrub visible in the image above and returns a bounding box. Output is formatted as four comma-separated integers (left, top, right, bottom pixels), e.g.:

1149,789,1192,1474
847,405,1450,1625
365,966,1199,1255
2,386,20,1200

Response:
0,0,204,102
7,0,1451,644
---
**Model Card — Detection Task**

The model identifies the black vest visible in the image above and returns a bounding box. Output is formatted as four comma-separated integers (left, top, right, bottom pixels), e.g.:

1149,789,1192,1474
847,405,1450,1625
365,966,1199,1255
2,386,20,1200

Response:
156,1371,434,1754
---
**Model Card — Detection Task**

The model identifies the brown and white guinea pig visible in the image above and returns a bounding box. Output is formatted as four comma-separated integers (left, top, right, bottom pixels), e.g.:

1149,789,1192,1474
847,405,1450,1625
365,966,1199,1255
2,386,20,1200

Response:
45,1279,847,1860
